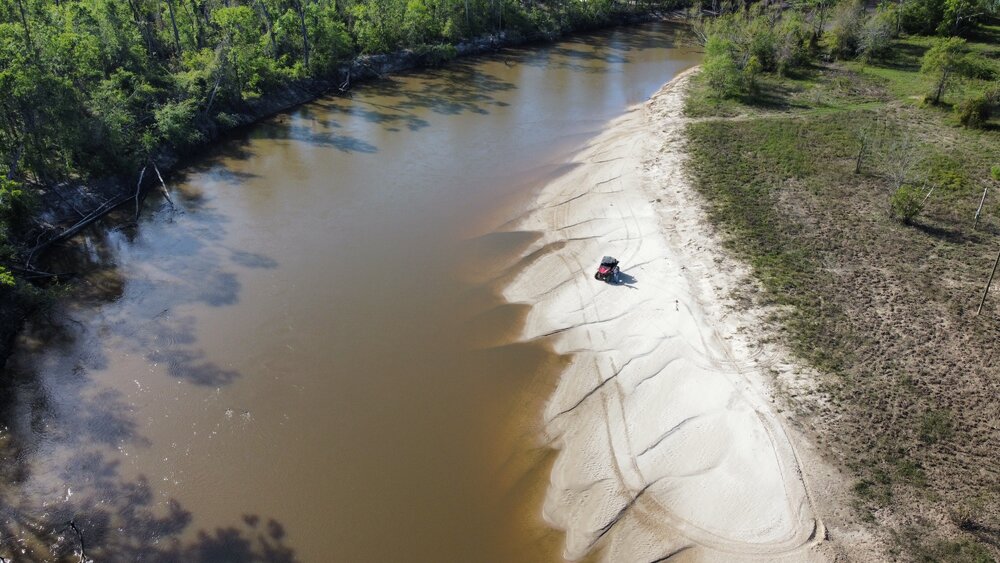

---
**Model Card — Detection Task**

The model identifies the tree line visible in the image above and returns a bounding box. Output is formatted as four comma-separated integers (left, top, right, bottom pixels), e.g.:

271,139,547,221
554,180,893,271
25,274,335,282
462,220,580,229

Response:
696,0,999,104
0,0,686,287
0,0,677,183
4,0,992,285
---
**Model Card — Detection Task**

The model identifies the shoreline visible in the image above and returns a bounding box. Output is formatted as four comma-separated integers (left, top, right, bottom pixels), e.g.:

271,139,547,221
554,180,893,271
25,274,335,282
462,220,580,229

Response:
501,68,845,561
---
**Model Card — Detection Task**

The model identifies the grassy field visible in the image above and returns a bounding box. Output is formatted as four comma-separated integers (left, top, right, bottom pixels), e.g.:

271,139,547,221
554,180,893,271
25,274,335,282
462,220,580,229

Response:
682,27,1000,562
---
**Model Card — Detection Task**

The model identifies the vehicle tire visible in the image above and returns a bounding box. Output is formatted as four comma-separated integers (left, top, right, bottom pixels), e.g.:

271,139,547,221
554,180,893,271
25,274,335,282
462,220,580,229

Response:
594,272,601,280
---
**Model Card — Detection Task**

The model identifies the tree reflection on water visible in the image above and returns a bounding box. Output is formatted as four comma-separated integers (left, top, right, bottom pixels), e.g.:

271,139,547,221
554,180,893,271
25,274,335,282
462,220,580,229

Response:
0,358,297,561
0,228,295,562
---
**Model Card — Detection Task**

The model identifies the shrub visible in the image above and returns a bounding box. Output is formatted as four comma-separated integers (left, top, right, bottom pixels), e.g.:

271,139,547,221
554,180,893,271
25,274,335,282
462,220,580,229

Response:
955,95,990,128
827,1,863,59
154,99,204,152
214,112,240,129
924,154,967,191
859,7,896,62
703,36,741,98
987,83,1000,104
961,53,998,81
890,184,925,223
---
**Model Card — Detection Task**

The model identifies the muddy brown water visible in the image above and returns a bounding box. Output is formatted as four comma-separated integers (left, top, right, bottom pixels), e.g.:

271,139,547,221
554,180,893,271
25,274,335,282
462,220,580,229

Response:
1,23,698,562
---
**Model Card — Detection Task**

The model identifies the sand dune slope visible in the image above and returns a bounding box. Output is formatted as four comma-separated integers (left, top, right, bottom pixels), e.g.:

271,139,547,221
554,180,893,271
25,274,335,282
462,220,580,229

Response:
503,69,831,562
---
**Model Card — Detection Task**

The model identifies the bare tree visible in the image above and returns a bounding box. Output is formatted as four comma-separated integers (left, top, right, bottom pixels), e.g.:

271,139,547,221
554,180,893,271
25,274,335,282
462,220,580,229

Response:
879,130,921,190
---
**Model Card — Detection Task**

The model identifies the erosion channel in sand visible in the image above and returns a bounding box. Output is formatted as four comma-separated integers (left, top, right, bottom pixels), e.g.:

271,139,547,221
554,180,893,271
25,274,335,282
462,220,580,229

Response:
502,68,832,561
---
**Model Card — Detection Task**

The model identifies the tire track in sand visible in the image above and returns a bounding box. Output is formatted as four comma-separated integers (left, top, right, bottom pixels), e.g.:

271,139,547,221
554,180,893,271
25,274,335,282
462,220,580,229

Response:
501,68,832,562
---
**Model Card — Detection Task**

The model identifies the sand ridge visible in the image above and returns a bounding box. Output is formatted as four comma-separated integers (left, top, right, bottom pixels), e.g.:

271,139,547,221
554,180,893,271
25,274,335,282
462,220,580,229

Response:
502,68,833,561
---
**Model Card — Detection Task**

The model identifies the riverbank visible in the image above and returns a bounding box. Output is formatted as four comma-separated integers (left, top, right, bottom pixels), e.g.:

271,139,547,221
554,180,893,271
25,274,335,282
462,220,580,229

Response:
0,13,677,370
501,68,870,560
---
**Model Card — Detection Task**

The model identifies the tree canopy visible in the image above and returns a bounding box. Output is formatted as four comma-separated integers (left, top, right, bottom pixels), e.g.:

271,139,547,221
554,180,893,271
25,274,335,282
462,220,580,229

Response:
0,0,680,191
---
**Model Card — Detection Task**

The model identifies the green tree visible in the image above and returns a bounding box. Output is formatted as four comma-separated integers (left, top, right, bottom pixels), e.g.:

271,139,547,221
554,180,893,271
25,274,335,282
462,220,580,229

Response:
742,54,762,94
775,11,811,75
403,0,436,44
351,1,402,53
0,0,690,204
921,36,967,105
306,2,353,74
212,6,272,100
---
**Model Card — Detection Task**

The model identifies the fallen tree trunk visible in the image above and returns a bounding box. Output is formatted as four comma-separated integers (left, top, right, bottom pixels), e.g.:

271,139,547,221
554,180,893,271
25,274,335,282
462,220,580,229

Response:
23,191,135,268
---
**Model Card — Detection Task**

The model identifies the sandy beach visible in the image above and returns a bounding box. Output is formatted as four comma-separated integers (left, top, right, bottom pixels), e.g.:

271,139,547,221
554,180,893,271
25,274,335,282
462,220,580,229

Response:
502,68,839,561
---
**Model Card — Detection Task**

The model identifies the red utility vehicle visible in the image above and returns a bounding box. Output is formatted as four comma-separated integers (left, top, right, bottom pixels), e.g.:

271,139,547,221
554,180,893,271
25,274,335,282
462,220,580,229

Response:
594,256,620,283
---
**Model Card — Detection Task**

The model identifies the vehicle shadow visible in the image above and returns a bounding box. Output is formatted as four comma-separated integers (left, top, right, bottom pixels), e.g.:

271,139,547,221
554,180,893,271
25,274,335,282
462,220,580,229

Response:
612,271,638,289
597,270,638,289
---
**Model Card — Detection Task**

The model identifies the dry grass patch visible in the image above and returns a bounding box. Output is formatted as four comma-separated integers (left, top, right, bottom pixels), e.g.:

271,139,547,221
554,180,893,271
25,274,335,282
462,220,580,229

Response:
684,61,1000,560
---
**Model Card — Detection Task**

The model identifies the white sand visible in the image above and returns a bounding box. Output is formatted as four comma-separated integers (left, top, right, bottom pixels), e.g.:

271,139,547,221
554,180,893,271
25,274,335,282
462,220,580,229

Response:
502,68,833,562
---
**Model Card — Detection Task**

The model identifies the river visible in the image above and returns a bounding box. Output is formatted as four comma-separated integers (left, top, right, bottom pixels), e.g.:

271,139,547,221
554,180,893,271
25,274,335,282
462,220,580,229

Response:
1,23,698,561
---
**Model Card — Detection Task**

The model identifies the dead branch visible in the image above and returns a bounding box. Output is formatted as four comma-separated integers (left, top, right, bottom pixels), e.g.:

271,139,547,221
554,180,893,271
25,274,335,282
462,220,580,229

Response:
24,164,163,267
152,162,174,207
920,185,936,207
5,264,75,281
59,519,87,563
338,68,351,92
49,186,88,218
974,185,988,230
134,166,147,220
977,247,1000,316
